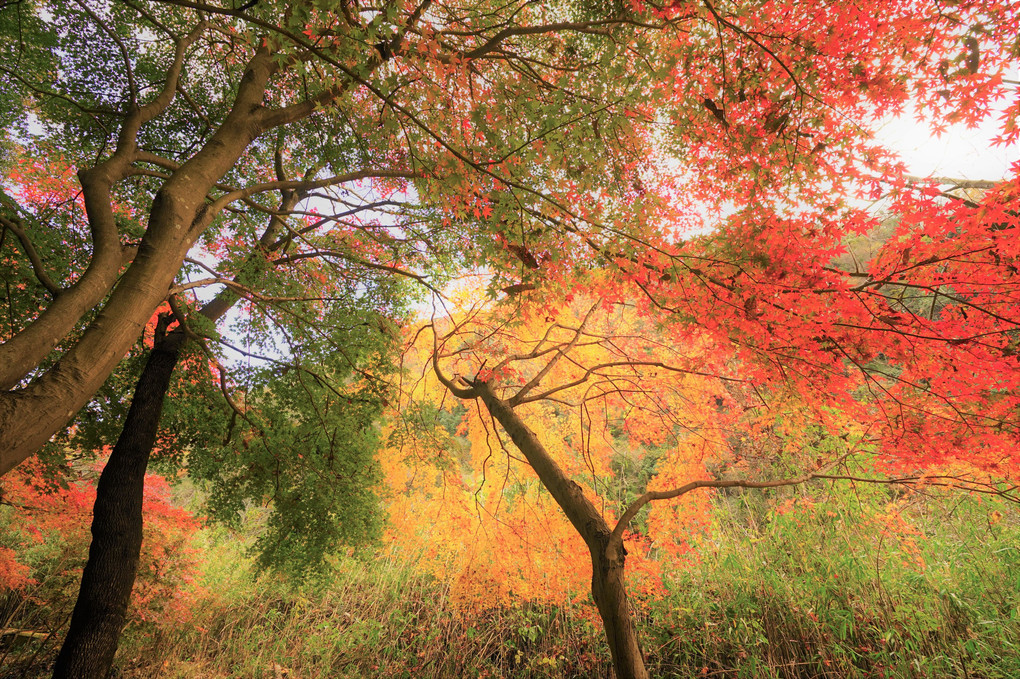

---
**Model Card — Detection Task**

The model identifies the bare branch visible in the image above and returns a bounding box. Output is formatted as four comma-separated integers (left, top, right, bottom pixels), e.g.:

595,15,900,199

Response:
517,360,746,405
612,470,1020,544
431,322,480,399
612,473,818,543
904,175,998,190
201,169,421,225
509,303,598,405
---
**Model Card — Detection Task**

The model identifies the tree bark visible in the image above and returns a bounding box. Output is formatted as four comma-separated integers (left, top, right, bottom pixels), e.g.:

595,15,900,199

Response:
476,382,649,679
52,326,183,679
51,183,301,677
0,47,277,477
0,22,208,391
589,531,649,679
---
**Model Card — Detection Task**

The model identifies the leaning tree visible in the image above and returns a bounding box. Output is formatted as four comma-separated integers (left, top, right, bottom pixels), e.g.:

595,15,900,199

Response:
425,183,1020,678
2,1,1019,678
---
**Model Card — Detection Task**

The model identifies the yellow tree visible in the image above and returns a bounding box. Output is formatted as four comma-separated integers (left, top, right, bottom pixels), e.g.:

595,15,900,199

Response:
384,282,749,676
415,264,1020,679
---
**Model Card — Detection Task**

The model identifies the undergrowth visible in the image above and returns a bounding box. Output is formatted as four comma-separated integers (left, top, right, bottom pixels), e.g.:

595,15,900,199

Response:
645,484,1020,678
2,484,1017,678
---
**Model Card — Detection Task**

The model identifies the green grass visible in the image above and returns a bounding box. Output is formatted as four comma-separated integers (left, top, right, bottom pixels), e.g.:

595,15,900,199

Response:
643,486,1020,678
3,486,1018,678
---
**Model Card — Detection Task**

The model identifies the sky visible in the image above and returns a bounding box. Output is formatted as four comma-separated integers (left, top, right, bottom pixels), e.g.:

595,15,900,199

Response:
876,88,1019,182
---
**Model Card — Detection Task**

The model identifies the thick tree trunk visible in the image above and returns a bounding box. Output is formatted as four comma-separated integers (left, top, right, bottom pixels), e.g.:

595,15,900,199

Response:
52,328,182,679
51,184,299,677
476,383,649,679
0,48,276,477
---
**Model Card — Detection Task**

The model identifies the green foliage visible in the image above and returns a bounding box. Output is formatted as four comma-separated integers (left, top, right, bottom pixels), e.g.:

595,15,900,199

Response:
606,443,667,533
0,1,57,150
175,274,409,574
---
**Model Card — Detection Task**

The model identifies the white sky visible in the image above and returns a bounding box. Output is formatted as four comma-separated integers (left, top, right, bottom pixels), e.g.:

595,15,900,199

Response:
875,86,1019,182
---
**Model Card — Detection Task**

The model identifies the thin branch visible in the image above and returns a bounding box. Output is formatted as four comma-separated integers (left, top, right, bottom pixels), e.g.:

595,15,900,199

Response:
613,473,817,543
0,216,62,297
509,303,598,406
612,470,1020,543
271,248,439,293
517,360,746,405
904,175,998,190
431,321,480,399
71,0,138,106
202,169,420,221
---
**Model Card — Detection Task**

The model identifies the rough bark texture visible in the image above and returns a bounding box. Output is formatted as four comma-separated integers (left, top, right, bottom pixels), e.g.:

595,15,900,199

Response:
51,186,299,678
52,328,183,679
589,532,648,679
476,382,649,679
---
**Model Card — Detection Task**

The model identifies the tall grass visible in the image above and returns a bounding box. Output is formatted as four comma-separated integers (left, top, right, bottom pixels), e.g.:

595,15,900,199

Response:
3,484,1017,678
114,538,610,679
643,485,1020,678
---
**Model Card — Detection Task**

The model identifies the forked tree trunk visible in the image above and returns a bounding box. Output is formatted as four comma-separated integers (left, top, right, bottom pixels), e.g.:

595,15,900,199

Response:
0,45,276,476
52,325,183,679
477,383,649,679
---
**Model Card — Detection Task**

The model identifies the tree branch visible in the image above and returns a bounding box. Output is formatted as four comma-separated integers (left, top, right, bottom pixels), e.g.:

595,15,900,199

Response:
509,303,598,406
431,322,480,399
612,470,1020,545
612,473,818,544
0,216,62,297
200,169,421,225
517,360,746,405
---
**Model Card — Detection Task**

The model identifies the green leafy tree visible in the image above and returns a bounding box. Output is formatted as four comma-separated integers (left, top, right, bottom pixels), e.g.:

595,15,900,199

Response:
0,0,681,473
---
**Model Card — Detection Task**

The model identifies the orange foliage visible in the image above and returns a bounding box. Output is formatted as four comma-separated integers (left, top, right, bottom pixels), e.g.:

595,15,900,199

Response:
381,287,729,607
646,447,716,561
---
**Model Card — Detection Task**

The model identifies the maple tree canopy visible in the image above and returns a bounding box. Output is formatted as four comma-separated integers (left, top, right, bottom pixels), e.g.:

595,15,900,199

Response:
0,0,1017,599
1,0,1017,475
1,1,1018,678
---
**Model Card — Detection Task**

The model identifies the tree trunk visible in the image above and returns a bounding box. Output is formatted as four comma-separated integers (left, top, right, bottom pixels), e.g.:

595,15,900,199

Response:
476,382,649,679
52,326,182,679
590,531,649,679
51,183,299,677
0,47,277,477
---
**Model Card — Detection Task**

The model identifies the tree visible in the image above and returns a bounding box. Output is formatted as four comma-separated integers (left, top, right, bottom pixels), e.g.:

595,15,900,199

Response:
5,0,1015,473
0,3,685,668
425,255,1018,678
0,0,672,472
51,182,407,676
2,1,1018,678
384,293,700,610
0,460,202,653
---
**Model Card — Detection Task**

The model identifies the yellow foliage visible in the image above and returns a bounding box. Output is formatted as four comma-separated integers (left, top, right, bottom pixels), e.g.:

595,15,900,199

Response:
380,284,731,608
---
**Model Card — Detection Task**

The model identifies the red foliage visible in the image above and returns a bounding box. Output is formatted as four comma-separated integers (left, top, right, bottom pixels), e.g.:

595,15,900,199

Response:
0,460,202,625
